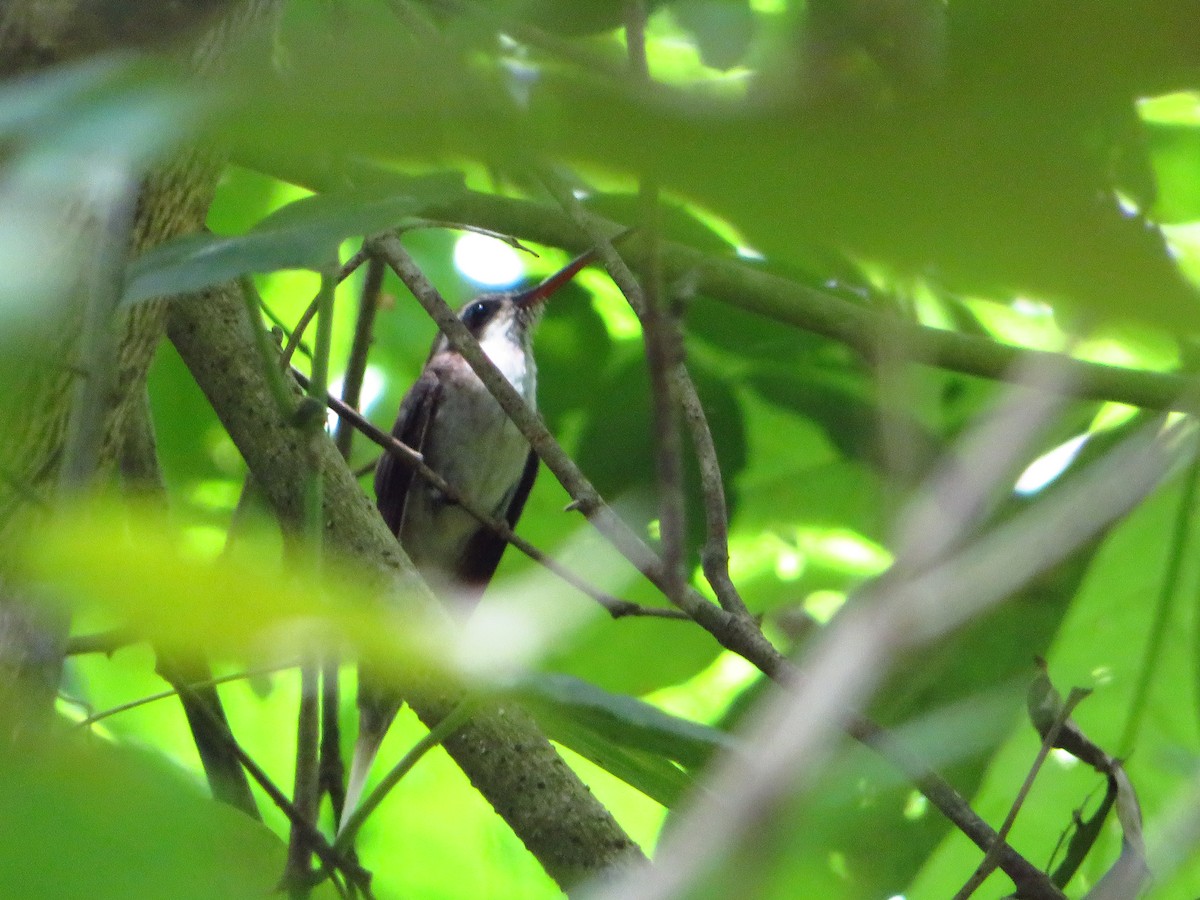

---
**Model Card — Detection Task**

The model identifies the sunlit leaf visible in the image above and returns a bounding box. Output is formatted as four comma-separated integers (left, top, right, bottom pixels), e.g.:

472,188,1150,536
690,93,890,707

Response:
16,500,449,688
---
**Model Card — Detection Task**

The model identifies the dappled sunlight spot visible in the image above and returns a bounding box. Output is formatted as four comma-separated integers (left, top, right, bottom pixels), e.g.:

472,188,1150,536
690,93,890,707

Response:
727,530,804,585
1090,402,1138,432
637,10,753,89
1051,748,1080,769
328,365,384,430
794,527,891,576
910,280,956,330
960,295,1066,351
645,651,759,724
204,426,244,474
1075,332,1175,370
55,695,102,730
803,590,846,625
453,231,524,288
735,245,765,261
180,524,227,561
584,269,642,339
1161,222,1200,292
255,267,320,319
1091,665,1114,687
1010,296,1054,318
1014,434,1089,496
1138,91,1200,124
1116,191,1142,217
774,546,804,580
187,478,242,512
903,790,928,821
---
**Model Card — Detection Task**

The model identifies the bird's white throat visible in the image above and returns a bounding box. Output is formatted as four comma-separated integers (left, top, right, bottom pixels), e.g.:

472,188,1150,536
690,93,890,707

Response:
478,319,537,405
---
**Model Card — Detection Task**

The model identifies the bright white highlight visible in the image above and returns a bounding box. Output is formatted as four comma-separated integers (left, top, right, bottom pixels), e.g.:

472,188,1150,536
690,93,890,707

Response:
327,366,385,431
454,232,524,288
1014,433,1089,496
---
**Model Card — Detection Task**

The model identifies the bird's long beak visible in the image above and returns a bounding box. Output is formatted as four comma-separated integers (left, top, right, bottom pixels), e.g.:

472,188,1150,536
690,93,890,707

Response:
514,228,635,309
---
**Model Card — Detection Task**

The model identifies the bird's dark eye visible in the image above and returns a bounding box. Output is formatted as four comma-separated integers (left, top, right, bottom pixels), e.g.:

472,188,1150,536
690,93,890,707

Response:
460,299,496,332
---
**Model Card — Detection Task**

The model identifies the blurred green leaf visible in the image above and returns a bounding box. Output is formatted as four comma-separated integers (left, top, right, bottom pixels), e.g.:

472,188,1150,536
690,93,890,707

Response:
672,0,757,71
123,176,465,304
17,500,448,687
0,732,331,900
519,671,732,767
1147,121,1200,224
516,672,730,806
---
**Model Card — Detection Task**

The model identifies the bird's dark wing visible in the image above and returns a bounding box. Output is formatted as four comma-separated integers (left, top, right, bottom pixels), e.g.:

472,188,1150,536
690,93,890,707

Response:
374,370,441,536
457,448,539,588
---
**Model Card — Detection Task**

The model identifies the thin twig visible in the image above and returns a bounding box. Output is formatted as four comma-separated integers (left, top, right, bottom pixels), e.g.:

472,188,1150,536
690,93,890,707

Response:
119,386,261,820
240,276,297,417
340,227,1062,899
286,663,322,892
1051,787,1117,888
75,661,299,728
290,368,689,622
334,256,385,459
173,681,375,899
287,263,339,890
322,254,386,827
678,378,750,618
261,298,312,360
353,456,380,479
622,0,689,612
281,245,371,367
953,687,1091,900
540,175,753,620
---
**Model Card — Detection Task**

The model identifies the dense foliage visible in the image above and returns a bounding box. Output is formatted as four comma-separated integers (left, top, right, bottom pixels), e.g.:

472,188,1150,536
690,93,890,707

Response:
3,1,1200,898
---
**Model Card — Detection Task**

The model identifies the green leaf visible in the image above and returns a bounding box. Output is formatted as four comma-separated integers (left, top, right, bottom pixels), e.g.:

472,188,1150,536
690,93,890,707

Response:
1147,121,1200,225
0,732,336,900
515,672,732,805
122,176,465,304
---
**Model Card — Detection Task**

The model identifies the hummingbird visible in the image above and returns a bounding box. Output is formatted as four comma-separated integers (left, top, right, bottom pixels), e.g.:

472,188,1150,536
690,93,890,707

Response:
340,243,607,832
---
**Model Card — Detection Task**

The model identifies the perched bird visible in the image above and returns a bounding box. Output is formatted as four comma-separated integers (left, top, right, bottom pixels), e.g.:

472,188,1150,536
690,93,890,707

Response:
341,243,606,830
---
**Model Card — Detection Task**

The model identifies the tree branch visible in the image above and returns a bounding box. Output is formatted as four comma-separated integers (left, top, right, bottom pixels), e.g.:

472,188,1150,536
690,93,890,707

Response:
404,189,1199,410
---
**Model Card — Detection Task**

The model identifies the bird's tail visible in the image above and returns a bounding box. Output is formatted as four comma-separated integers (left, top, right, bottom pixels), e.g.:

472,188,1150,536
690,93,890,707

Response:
338,690,398,838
